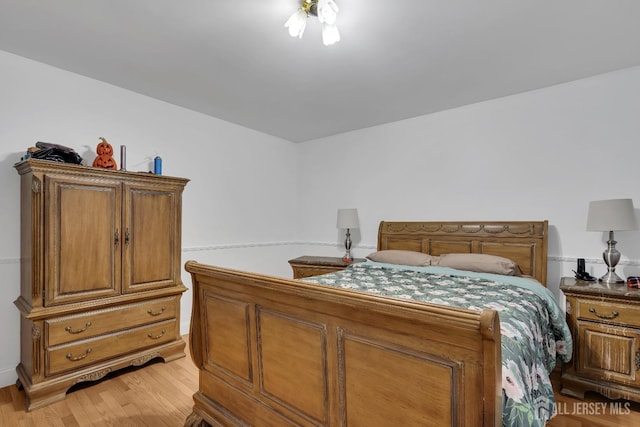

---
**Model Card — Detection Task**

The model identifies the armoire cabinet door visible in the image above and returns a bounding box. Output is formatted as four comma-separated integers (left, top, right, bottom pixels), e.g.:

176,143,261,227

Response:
121,182,181,293
44,175,122,306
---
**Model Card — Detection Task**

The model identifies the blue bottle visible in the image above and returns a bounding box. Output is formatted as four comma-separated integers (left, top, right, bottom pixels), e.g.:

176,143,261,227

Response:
154,156,162,175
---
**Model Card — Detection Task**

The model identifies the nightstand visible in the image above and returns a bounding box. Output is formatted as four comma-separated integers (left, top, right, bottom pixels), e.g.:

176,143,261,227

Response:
560,276,640,403
288,256,366,279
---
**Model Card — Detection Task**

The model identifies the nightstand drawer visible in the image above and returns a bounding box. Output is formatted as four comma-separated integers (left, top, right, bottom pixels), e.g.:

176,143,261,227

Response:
292,265,345,279
576,299,640,327
46,319,176,376
288,256,366,279
46,296,178,346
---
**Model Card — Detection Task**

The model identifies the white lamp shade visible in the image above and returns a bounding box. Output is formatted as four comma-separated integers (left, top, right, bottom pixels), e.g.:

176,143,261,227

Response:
586,198,638,231
337,208,359,229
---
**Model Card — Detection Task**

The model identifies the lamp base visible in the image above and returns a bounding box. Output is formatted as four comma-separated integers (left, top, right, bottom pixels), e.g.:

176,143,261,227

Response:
598,232,625,284
343,228,353,264
598,270,625,284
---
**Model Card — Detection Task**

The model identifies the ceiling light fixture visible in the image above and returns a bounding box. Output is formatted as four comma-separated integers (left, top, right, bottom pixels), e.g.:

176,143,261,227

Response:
285,0,340,46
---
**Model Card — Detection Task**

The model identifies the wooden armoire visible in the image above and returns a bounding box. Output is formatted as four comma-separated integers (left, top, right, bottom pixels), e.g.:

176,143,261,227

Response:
14,159,189,411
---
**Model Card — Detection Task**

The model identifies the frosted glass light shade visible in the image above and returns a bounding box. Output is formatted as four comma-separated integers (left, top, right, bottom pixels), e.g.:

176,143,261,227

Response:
285,0,340,45
317,0,339,25
285,9,308,38
322,23,340,45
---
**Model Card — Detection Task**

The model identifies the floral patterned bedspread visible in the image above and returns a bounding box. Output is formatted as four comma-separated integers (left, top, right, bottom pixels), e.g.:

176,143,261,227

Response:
302,261,572,427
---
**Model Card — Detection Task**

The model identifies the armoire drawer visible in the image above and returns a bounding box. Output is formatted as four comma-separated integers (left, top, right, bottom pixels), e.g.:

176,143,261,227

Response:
46,297,178,346
576,298,640,327
46,318,177,376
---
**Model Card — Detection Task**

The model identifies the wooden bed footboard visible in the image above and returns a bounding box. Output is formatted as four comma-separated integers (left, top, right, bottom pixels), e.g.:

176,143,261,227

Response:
184,261,501,427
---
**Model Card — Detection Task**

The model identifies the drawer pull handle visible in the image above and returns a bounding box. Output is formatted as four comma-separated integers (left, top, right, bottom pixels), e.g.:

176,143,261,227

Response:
65,322,92,334
588,308,619,320
636,351,640,372
147,306,166,316
148,329,166,340
66,348,92,362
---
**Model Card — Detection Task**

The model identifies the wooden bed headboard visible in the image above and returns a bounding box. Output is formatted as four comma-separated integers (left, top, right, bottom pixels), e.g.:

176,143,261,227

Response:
377,220,549,286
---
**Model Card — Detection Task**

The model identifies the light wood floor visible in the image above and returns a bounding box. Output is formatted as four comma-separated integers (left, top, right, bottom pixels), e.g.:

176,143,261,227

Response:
547,372,640,427
0,335,198,427
1,335,640,426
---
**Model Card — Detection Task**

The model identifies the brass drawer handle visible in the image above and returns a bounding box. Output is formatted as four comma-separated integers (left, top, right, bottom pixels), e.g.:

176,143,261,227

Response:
588,307,619,320
148,329,166,340
66,348,92,362
147,306,166,316
65,322,92,334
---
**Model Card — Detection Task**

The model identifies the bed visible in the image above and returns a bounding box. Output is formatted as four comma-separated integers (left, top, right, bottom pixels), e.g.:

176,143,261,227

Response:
184,220,571,426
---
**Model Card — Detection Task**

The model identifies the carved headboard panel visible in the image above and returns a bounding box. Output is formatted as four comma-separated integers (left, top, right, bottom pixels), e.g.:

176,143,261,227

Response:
377,221,549,286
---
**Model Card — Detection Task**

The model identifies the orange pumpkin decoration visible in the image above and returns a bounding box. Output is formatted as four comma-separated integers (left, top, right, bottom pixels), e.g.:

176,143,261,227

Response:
92,137,117,169
96,140,114,156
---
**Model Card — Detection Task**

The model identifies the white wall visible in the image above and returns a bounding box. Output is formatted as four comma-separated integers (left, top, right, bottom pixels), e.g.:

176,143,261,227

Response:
0,50,298,388
2,48,640,390
297,65,640,302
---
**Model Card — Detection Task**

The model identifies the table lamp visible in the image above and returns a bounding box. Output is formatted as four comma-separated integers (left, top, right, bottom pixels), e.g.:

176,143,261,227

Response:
586,198,638,284
336,208,359,262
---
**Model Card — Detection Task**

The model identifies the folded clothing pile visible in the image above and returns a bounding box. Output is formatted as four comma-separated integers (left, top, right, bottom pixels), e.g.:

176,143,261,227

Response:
28,141,83,164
